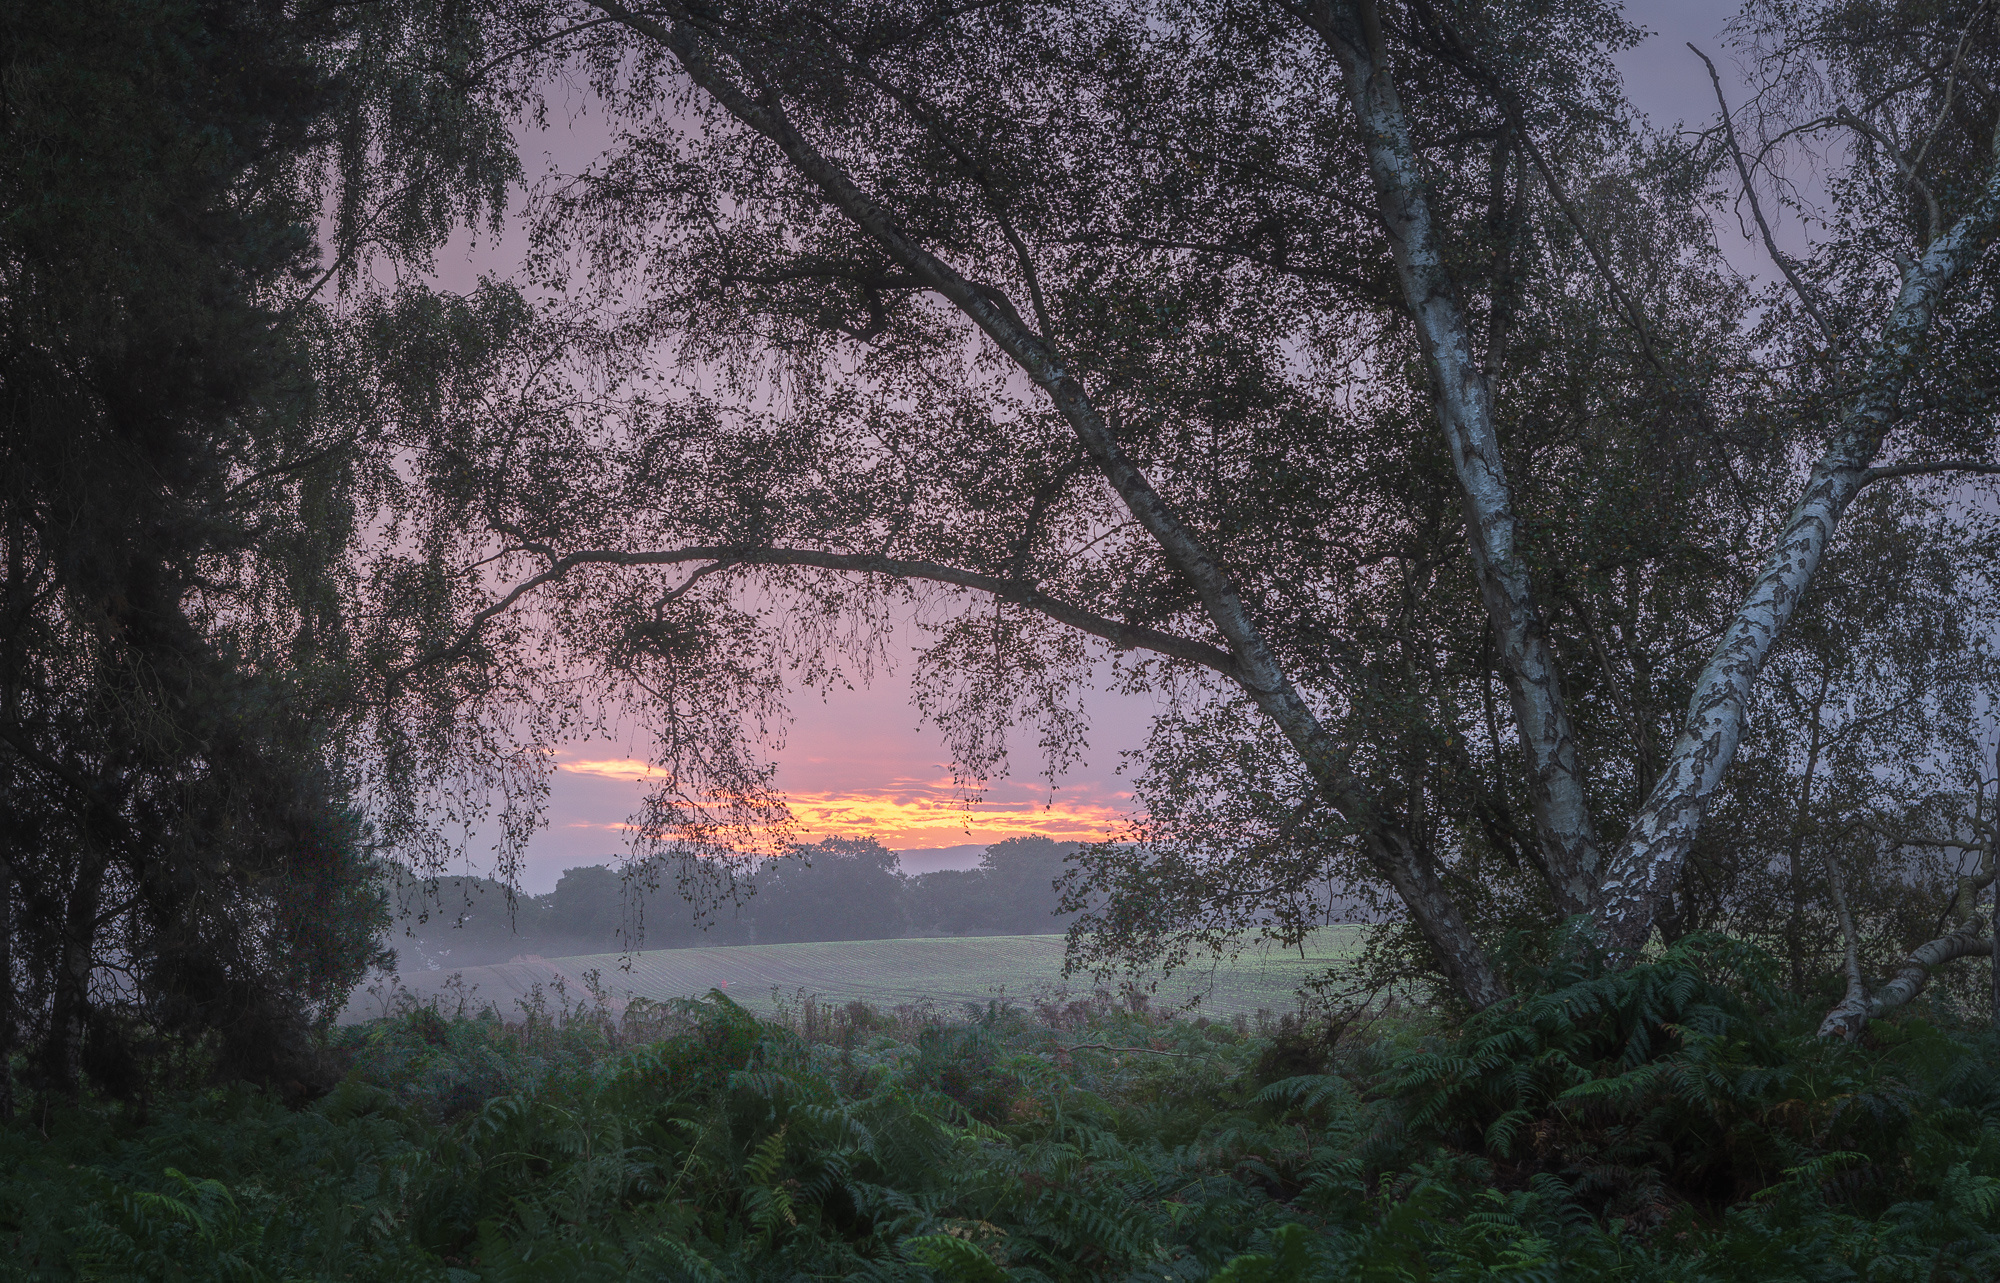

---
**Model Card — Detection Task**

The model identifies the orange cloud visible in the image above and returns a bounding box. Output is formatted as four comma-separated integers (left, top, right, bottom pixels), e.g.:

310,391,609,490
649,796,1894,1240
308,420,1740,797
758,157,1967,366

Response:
781,789,1129,849
556,756,1131,849
561,758,668,783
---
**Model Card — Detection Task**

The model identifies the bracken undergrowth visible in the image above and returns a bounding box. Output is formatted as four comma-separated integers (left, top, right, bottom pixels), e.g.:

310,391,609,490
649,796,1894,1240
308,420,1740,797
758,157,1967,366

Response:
4,934,2000,1280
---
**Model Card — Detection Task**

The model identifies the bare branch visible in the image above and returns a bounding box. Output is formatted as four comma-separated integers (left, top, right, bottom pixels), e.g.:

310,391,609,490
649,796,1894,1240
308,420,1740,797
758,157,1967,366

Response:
1859,458,2000,486
459,17,619,87
1858,818,1991,851
1691,44,1844,354
1834,106,1945,246
1909,1,1992,176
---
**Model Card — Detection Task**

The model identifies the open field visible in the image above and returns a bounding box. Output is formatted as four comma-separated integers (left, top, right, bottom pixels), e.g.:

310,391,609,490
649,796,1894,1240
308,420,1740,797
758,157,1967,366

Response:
344,929,1367,1023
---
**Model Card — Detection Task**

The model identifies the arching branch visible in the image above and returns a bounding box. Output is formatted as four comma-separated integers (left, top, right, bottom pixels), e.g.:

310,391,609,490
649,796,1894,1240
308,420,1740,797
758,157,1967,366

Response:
388,543,1240,686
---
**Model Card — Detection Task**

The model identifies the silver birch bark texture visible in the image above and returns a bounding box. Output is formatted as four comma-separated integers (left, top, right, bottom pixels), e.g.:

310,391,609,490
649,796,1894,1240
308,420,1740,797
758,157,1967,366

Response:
1817,851,1870,1041
582,0,1511,1007
1596,136,2000,960
1304,0,1602,917
1819,930,1993,1041
1822,798,2000,1039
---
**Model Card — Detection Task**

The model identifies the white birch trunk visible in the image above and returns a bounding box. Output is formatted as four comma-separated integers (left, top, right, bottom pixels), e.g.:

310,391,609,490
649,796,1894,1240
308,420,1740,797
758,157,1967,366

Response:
1307,0,1602,916
1594,142,2000,956
1819,930,1993,1041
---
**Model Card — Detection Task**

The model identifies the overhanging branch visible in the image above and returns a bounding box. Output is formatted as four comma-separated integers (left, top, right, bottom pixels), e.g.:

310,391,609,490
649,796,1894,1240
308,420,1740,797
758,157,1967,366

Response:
388,543,1240,685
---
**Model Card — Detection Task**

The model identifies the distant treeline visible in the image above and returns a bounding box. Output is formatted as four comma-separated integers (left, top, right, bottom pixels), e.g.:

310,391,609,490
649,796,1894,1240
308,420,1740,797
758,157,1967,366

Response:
384,837,1079,969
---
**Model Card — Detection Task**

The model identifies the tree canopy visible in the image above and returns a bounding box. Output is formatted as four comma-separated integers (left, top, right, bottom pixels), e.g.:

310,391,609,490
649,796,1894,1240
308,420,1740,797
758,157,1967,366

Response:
0,0,521,1102
337,0,2000,1017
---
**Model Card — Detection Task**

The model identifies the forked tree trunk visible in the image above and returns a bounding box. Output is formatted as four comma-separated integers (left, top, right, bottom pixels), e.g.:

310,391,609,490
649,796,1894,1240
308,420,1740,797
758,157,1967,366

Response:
1593,140,2000,957
1314,0,2000,966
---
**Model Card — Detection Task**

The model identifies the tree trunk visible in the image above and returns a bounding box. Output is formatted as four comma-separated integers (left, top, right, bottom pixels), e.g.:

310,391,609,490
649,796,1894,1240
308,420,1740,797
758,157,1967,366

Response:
1818,848,1869,1040
0,842,13,1122
1593,133,2000,957
1784,682,1829,995
1820,929,1992,1041
1304,0,1603,920
588,0,1513,1008
1821,806,2000,1040
42,844,107,1095
1364,830,1507,1009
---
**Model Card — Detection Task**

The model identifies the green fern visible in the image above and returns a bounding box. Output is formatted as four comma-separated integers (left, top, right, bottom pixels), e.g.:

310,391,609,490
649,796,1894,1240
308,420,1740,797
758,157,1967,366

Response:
901,1233,1011,1283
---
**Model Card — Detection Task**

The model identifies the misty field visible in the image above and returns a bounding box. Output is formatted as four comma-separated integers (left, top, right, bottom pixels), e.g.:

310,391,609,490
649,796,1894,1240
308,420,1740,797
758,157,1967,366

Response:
347,928,1367,1023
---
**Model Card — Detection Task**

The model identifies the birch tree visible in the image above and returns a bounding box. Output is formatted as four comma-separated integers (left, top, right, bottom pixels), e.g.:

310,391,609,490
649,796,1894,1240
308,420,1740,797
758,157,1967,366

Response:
362,0,2000,1010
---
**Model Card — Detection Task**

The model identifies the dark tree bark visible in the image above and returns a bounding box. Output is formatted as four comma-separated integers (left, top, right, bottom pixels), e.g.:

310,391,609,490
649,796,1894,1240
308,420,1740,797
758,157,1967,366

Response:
42,843,107,1095
0,840,14,1121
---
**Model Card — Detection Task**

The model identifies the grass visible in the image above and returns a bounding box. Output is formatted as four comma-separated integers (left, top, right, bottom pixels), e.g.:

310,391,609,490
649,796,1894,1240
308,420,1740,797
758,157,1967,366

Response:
349,928,1368,1024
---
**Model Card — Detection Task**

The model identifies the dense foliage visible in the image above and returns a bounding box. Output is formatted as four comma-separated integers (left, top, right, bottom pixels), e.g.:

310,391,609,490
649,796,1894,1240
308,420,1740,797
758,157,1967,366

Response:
0,0,521,1106
302,0,2000,1014
7,8,2000,1262
0,0,408,1103
6,937,2000,1280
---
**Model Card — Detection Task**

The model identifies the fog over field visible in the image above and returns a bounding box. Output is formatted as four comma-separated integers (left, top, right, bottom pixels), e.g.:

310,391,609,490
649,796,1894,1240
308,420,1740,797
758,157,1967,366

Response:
346,928,1368,1023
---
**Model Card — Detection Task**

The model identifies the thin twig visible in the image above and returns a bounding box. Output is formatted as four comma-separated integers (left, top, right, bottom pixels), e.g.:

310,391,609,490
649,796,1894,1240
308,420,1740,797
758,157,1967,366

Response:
1834,106,1944,245
1909,1,1992,175
1691,44,1844,354
1860,458,2000,486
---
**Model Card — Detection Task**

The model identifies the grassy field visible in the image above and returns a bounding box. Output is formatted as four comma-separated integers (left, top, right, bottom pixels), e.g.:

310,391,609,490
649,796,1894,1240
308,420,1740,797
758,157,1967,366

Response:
345,929,1366,1023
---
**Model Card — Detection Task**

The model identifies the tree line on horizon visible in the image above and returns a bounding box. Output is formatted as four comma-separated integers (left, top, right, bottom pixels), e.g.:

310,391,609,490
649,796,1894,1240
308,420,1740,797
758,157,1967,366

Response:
385,836,1084,967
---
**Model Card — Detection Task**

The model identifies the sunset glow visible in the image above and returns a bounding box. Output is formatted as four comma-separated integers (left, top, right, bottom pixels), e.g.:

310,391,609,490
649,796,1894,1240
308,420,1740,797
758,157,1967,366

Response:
780,790,1129,848
561,758,668,783
557,756,1130,849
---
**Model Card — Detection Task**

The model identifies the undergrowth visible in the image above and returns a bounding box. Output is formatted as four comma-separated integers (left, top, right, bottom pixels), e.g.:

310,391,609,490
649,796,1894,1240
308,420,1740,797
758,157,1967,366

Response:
3,935,2000,1280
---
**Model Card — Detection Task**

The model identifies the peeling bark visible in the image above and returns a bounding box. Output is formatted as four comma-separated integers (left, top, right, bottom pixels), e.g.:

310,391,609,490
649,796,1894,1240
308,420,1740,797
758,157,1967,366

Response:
1595,132,2000,960
582,0,1510,1008
1301,0,1601,917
